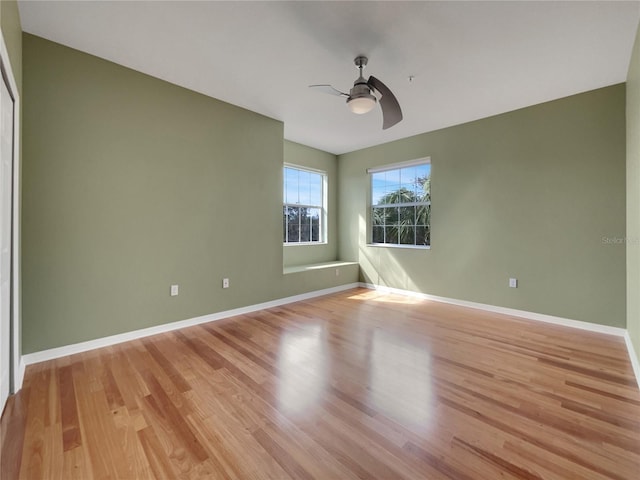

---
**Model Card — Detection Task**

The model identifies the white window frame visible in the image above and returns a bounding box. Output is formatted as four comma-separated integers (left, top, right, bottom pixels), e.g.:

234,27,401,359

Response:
1,34,22,392
283,164,327,245
367,157,431,249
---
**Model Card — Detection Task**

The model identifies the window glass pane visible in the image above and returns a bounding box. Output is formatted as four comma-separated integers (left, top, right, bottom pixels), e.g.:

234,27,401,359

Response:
372,207,386,226
384,169,400,189
406,187,418,203
416,226,430,246
385,226,398,244
300,210,311,241
378,190,394,205
416,164,431,202
385,207,399,226
298,207,309,223
372,226,384,243
298,170,311,205
416,204,429,226
309,173,322,206
385,185,411,205
399,206,415,225
400,166,416,194
287,213,300,242
308,207,320,219
399,226,415,245
297,207,309,242
384,170,400,199
283,172,287,200
416,177,429,201
285,168,299,204
300,225,310,242
415,163,430,181
308,207,320,242
372,172,385,205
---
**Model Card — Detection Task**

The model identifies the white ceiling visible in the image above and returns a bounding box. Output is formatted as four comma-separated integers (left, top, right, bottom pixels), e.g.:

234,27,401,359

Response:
18,1,640,155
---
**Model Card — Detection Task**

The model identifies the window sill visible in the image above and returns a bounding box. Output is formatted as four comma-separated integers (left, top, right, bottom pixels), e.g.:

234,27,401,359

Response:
283,242,328,247
367,243,431,250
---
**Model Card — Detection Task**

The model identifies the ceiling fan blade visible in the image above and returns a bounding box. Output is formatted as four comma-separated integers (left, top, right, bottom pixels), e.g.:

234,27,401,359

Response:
367,76,403,129
309,84,348,97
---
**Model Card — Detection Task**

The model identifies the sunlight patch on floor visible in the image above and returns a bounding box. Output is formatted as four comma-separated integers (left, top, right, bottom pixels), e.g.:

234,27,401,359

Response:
348,289,424,305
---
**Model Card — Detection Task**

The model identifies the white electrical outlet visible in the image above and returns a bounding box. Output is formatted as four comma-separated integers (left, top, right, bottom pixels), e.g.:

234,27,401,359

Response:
335,268,340,276
222,278,230,289
170,284,179,296
509,278,518,288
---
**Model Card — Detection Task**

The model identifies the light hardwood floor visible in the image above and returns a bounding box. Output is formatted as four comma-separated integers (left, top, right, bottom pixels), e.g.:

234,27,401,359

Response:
2,288,640,479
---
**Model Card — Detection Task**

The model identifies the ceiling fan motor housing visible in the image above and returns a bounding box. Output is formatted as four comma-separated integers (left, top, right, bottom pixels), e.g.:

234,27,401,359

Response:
347,56,377,114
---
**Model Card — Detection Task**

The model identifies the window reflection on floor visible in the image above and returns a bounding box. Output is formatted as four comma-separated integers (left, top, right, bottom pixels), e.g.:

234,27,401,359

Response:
348,290,422,304
370,329,434,429
277,325,326,415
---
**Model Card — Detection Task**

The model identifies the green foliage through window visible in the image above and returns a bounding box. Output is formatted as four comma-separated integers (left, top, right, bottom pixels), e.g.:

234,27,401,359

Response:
371,162,431,246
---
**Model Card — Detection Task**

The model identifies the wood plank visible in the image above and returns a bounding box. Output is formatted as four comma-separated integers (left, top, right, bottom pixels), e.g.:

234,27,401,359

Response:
251,428,314,480
137,425,181,480
62,446,93,480
141,338,192,394
18,365,50,479
140,370,208,463
59,365,81,451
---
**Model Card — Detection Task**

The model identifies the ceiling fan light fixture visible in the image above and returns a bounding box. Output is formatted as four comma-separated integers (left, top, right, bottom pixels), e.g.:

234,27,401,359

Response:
347,94,377,114
310,55,402,129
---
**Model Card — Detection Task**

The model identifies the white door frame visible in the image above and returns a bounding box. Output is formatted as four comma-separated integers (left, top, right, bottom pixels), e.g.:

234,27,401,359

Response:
0,34,22,394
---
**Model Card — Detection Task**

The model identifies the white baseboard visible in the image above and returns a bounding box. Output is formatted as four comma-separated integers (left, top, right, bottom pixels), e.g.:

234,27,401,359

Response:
9,357,25,397
624,332,640,390
359,282,626,337
15,358,25,392
20,282,360,369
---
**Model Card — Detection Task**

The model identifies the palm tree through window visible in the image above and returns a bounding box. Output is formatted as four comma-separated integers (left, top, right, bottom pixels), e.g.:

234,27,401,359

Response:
371,161,431,246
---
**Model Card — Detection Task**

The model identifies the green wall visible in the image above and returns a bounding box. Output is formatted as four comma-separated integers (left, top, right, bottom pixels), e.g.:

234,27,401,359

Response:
627,22,640,365
22,34,356,354
283,141,338,267
339,85,627,327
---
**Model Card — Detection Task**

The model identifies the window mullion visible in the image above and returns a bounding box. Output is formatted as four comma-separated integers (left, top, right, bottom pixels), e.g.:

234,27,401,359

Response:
283,205,287,243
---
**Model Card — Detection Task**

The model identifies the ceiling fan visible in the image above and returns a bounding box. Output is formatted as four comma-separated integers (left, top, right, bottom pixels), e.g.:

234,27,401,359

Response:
310,56,403,130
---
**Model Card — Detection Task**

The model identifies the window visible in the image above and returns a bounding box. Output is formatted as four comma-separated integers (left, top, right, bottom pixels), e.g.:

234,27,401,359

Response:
283,166,326,244
369,159,431,247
